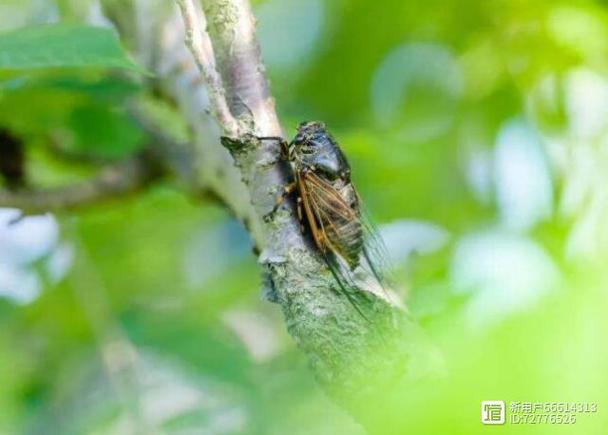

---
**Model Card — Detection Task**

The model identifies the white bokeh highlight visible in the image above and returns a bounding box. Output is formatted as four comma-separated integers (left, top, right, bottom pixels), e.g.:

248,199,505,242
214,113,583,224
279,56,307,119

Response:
379,219,450,266
371,42,463,141
450,231,560,329
0,208,71,304
494,119,553,232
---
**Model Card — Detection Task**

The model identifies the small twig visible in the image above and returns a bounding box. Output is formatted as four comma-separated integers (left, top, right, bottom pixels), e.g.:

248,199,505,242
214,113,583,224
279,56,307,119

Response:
0,156,158,213
201,0,282,137
175,0,239,137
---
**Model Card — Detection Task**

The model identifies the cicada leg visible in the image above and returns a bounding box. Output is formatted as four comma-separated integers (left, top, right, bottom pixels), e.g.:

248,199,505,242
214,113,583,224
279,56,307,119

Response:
257,136,289,159
263,181,297,222
296,196,305,233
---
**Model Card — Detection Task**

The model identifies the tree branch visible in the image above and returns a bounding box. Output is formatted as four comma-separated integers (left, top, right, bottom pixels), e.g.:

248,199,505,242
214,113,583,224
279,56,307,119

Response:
100,0,437,426
175,0,239,136
103,0,265,247
200,0,281,136
0,156,157,213
175,0,433,423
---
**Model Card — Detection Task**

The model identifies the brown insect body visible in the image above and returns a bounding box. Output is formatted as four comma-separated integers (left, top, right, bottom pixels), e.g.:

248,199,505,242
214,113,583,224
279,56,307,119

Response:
283,121,369,272
260,121,390,315
282,121,386,287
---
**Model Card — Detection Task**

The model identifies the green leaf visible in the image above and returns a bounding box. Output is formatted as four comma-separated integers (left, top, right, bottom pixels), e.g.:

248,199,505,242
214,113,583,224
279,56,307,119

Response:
67,104,145,159
0,24,143,72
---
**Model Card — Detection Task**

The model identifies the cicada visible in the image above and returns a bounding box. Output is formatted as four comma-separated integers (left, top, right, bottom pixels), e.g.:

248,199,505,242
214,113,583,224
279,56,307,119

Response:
263,121,390,313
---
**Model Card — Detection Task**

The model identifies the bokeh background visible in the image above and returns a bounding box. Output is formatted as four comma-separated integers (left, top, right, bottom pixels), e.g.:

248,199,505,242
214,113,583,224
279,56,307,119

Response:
1,0,607,433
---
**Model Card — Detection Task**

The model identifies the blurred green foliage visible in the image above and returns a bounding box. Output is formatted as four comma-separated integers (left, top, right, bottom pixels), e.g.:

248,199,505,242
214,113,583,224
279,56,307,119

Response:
0,0,607,434
0,25,142,72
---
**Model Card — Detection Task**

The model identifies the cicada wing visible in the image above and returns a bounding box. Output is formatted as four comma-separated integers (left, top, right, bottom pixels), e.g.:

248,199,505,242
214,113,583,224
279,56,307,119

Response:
312,174,397,304
301,172,388,262
321,250,374,322
359,203,393,282
299,170,400,310
298,171,374,318
355,192,403,305
300,171,362,265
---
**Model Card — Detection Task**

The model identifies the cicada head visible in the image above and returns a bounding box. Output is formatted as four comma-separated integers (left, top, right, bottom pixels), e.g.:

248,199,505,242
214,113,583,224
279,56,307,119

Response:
290,121,349,180
294,121,327,141
286,121,325,160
